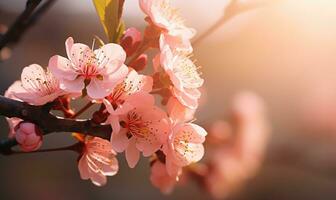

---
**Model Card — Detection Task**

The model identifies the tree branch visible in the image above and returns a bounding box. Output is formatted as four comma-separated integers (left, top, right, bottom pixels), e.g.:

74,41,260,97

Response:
0,95,112,155
193,0,280,46
0,0,56,51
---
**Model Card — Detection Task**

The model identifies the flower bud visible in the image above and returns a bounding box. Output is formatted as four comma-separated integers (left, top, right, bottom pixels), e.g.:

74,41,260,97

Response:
120,28,141,56
15,122,43,152
128,54,147,71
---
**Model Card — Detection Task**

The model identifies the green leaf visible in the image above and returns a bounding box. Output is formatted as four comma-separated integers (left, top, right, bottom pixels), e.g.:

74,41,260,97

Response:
92,0,123,43
114,20,125,43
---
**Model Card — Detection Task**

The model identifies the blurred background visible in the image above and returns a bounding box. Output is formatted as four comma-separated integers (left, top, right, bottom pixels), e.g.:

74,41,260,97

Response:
2,0,336,199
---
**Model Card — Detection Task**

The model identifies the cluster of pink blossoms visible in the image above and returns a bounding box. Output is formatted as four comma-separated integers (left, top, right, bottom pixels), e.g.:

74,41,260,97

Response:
4,0,207,189
149,92,270,197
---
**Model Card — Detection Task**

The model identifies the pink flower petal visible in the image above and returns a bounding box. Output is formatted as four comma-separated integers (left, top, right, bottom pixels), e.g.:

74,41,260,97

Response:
78,156,90,180
125,138,140,168
165,156,182,178
160,33,193,54
5,80,22,100
172,87,199,109
90,172,107,186
103,64,129,89
69,43,93,67
86,79,110,99
48,55,78,80
167,97,195,123
111,128,129,153
65,37,74,59
60,77,85,93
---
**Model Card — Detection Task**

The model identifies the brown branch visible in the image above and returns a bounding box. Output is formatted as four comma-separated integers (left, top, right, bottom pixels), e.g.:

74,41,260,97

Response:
71,102,94,119
0,0,56,51
0,95,112,155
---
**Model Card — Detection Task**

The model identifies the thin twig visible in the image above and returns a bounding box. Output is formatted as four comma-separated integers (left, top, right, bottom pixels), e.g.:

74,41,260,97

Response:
193,0,274,46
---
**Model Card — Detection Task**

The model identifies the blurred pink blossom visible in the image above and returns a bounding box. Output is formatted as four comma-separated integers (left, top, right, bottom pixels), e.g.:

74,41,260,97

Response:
205,92,270,199
150,160,177,194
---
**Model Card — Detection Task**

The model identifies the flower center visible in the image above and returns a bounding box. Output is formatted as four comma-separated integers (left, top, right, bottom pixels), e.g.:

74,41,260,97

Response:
174,55,202,87
83,63,99,79
156,0,183,27
126,110,150,139
173,130,193,155
24,70,59,96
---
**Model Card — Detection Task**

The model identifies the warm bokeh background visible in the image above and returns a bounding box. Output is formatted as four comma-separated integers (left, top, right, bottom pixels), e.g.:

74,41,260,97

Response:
2,0,336,199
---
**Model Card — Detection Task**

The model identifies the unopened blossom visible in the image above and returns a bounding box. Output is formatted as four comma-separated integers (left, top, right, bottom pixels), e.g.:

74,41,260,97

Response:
15,122,43,152
150,160,177,194
128,54,148,71
163,123,207,177
12,64,64,105
105,96,170,168
120,28,142,56
49,37,128,99
155,46,203,109
139,0,195,53
78,136,119,186
4,81,23,138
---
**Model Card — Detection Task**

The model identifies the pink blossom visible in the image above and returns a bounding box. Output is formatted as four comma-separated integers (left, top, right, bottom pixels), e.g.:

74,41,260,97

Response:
48,37,128,99
12,64,64,105
103,69,154,146
231,92,269,176
78,136,119,186
150,160,177,194
163,123,207,177
105,69,153,115
4,81,23,138
15,122,43,152
156,46,203,109
139,0,195,52
105,95,170,168
207,120,233,145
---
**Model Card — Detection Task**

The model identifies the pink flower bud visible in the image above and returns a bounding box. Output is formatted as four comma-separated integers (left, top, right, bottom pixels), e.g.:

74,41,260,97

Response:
128,54,147,71
120,28,142,56
15,122,43,152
